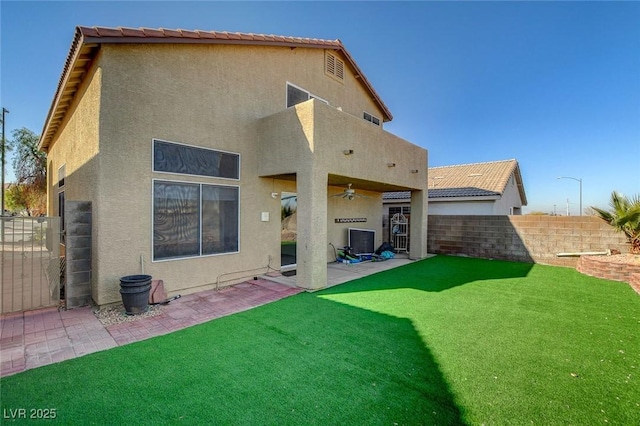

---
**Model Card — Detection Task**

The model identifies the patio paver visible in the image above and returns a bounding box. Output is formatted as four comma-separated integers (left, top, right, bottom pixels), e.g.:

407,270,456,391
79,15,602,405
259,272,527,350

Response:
1,279,302,377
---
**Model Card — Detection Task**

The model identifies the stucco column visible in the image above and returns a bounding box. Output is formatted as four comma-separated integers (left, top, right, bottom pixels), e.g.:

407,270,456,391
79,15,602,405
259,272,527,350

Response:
409,190,429,259
295,169,328,289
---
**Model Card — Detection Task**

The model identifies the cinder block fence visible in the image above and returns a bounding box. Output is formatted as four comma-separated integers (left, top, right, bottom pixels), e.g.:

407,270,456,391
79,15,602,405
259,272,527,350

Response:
427,215,630,268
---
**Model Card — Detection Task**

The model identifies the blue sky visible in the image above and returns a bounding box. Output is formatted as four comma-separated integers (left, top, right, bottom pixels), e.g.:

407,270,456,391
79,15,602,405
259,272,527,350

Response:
1,1,639,214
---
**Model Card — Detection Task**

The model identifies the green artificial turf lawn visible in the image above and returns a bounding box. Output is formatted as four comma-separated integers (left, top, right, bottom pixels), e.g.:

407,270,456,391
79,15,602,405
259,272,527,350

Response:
1,256,638,425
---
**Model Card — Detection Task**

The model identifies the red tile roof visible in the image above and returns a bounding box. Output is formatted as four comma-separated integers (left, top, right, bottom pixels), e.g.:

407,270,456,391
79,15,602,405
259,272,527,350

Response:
39,26,393,150
79,26,344,46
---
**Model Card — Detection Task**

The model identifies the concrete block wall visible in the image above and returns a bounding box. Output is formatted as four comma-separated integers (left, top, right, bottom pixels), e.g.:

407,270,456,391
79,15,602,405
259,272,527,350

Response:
427,215,630,267
65,201,92,308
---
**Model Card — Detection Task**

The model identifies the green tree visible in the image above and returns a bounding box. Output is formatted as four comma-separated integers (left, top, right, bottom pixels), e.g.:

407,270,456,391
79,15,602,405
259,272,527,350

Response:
5,184,27,212
8,127,46,216
592,191,640,254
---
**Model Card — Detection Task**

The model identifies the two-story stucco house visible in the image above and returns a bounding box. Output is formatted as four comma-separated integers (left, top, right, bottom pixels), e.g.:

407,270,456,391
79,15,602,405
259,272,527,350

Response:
39,26,429,307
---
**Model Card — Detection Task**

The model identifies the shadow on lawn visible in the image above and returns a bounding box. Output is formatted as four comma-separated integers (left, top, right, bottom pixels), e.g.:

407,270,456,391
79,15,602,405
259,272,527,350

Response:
322,254,535,295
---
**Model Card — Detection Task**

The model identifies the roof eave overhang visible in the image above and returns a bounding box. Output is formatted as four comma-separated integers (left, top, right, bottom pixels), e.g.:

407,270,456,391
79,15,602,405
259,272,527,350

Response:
513,164,528,206
39,27,89,152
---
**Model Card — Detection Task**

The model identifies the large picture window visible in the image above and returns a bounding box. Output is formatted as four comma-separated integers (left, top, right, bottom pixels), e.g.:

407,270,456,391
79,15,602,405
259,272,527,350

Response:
153,180,239,261
153,139,239,180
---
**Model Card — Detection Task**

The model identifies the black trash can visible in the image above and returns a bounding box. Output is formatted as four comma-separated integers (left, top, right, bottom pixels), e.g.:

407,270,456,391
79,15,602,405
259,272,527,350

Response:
119,275,152,315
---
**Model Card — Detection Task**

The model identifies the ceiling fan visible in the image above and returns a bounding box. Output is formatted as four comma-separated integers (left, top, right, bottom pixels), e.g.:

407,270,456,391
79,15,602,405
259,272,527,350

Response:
330,183,370,201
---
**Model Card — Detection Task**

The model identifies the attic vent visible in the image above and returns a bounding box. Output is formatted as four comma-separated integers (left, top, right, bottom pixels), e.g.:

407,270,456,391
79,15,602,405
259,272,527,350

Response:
468,173,483,177
325,51,345,82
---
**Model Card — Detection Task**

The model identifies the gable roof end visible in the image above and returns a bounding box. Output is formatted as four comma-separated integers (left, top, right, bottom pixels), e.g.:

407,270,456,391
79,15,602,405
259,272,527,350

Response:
38,26,393,151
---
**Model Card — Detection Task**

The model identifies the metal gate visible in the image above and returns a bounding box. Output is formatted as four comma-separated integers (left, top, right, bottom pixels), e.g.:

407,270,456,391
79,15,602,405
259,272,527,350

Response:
1,217,61,314
391,213,409,253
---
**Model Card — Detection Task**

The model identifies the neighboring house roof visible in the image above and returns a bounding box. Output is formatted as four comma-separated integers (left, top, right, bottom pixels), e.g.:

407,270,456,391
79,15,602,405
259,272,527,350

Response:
383,191,411,200
383,159,527,205
38,26,393,151
429,187,500,198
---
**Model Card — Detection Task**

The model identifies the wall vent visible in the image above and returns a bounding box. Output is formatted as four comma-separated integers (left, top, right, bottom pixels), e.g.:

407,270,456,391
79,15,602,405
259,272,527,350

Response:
325,51,345,82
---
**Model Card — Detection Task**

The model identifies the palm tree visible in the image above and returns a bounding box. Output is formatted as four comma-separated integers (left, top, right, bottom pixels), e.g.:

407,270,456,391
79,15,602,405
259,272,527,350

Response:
592,191,640,254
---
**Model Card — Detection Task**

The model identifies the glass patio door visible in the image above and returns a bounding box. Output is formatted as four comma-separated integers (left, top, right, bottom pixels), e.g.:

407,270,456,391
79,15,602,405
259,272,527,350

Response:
280,192,297,268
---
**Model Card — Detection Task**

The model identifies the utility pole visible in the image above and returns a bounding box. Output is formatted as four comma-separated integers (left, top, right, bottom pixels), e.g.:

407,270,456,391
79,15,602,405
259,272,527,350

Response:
1,107,7,216
566,198,570,216
1,107,8,244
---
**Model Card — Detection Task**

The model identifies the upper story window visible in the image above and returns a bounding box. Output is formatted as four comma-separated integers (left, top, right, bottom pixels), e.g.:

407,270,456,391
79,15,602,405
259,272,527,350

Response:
153,139,239,180
325,51,345,82
58,164,66,188
286,82,328,108
363,112,381,126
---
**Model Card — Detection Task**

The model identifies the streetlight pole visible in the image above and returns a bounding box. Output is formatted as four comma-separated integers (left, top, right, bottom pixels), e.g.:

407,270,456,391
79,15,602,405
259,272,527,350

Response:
557,176,583,216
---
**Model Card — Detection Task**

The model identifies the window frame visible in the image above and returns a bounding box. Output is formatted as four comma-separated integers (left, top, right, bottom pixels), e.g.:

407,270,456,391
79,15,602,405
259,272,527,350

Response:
58,164,66,188
285,82,328,109
363,111,381,126
152,138,241,181
151,178,241,262
58,190,66,245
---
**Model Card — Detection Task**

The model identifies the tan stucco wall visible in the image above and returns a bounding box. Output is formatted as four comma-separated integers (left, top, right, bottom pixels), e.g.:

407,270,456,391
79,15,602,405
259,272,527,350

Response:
327,188,383,260
46,60,102,212
46,42,425,304
46,59,102,298
258,100,426,187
